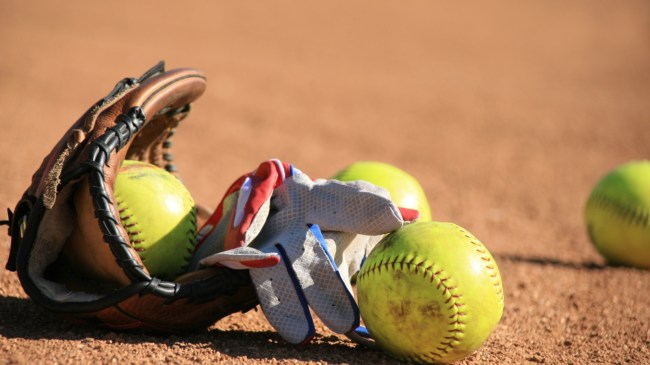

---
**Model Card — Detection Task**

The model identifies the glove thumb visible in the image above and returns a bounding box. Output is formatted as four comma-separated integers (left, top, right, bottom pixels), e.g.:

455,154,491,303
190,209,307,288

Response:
199,246,281,270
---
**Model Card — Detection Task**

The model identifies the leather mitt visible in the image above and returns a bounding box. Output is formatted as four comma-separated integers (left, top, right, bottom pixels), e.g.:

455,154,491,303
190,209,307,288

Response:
3,62,257,332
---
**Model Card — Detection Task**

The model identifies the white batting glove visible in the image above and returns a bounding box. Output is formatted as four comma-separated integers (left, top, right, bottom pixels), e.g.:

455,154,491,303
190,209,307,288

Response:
192,159,418,344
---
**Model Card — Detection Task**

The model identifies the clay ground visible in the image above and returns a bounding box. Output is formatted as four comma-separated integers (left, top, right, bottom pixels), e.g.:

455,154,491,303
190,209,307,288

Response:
1,1,650,364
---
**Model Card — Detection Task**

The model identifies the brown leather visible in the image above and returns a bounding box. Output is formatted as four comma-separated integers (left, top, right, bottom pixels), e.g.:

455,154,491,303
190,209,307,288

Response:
6,63,257,332
59,68,206,286
69,268,257,333
63,176,133,286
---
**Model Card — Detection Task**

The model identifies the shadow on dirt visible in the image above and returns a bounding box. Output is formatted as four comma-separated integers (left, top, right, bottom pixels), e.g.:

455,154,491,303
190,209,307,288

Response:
0,295,390,363
494,254,611,271
0,295,107,340
202,329,388,363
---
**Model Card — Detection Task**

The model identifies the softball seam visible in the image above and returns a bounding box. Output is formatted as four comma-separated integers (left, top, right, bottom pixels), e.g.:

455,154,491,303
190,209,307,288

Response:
587,191,650,227
184,206,198,267
116,197,147,253
455,225,505,307
115,190,197,276
180,183,198,270
358,256,466,362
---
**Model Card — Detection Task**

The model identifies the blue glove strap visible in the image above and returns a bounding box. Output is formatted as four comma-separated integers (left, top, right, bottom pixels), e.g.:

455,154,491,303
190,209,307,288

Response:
308,224,360,331
274,243,316,343
354,325,371,338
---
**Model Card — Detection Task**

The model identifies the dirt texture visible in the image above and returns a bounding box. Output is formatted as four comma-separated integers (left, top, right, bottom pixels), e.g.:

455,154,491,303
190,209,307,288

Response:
1,1,650,364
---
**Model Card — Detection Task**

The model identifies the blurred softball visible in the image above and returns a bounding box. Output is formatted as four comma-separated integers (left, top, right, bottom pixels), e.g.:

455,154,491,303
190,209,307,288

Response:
585,160,650,268
331,161,432,221
356,221,504,364
115,160,197,279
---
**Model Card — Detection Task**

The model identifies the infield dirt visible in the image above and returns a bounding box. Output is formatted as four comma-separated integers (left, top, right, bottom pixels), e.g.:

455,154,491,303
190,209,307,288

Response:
1,1,649,364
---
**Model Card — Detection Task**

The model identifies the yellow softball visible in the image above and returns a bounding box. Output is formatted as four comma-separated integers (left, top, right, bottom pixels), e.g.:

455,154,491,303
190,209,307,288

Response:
356,222,504,364
331,161,432,222
115,160,197,280
585,160,650,268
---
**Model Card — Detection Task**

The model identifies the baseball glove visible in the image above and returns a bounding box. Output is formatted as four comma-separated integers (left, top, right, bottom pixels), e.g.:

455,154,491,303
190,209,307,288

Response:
2,62,257,332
